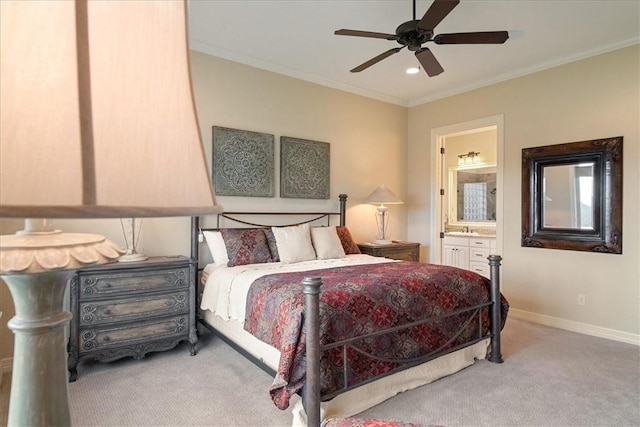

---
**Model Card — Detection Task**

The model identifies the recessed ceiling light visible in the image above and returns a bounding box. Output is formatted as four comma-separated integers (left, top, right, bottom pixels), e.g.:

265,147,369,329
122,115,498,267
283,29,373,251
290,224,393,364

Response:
406,67,420,75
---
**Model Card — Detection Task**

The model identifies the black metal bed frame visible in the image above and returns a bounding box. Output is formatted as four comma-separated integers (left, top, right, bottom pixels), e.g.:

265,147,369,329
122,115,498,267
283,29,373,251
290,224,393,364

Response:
190,194,503,427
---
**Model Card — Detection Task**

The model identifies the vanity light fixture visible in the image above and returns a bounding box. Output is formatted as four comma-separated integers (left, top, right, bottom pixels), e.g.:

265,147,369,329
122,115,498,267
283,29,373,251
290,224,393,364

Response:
458,151,481,165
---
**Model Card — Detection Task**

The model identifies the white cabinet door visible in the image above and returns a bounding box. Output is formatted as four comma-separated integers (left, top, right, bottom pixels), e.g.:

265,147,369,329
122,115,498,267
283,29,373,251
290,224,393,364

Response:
443,244,469,270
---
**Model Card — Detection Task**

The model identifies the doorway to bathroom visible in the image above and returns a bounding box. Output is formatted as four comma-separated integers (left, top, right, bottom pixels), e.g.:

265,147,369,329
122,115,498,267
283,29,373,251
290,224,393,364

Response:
429,115,504,264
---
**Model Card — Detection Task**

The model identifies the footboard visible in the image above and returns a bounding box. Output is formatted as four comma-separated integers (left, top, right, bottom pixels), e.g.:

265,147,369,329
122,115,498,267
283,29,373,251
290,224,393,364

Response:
302,255,504,427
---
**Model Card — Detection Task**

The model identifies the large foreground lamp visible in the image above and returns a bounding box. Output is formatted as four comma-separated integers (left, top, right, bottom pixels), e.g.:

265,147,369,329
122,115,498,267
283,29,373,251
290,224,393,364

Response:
365,185,403,244
0,1,219,425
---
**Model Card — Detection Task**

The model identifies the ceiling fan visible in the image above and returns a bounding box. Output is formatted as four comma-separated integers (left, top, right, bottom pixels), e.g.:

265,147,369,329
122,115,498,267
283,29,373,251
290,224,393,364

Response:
335,0,509,77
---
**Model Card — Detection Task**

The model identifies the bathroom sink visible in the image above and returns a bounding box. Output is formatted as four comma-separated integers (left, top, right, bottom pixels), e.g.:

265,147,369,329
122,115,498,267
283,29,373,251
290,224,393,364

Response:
446,231,480,236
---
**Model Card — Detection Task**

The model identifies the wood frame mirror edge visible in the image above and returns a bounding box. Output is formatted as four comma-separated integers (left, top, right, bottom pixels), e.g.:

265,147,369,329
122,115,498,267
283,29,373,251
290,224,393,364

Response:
521,136,623,254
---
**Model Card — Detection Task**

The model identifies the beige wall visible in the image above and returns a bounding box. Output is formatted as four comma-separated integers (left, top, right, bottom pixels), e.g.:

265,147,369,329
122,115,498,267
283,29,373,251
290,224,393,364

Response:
408,45,639,340
0,52,409,362
2,45,638,364
188,52,409,243
444,130,497,170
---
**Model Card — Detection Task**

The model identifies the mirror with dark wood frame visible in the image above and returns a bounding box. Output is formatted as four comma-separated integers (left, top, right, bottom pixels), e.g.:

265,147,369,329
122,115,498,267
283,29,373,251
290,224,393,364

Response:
521,136,623,254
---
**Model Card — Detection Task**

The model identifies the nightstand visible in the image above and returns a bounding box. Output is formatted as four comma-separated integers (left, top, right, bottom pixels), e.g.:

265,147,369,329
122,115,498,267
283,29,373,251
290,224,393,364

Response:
357,241,420,261
68,256,197,381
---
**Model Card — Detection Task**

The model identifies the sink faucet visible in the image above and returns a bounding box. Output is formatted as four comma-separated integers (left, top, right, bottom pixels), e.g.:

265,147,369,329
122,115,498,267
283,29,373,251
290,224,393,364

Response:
463,226,469,232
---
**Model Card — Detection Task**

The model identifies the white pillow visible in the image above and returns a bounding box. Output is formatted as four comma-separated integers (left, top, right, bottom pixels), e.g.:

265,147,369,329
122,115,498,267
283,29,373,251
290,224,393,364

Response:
271,224,317,263
203,230,229,266
311,226,346,260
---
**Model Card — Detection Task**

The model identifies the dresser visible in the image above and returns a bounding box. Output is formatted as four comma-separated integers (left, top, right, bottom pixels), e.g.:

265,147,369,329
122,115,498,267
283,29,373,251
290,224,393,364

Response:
68,256,197,381
357,241,420,261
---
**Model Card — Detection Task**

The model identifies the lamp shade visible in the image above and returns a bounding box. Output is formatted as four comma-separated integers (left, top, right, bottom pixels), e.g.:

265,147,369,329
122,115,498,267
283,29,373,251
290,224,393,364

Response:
0,0,219,218
365,185,403,205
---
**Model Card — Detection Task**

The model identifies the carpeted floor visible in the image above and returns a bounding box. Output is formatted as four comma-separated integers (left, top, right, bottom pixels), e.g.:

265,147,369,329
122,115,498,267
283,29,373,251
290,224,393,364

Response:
1,318,639,427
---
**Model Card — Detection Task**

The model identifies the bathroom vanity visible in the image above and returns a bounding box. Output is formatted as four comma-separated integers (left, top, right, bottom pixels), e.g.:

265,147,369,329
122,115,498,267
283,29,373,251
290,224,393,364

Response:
443,234,497,279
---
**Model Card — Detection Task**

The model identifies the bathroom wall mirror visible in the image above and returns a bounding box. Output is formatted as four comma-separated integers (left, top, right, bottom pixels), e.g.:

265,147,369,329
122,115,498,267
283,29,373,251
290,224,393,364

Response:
522,136,622,253
448,163,497,226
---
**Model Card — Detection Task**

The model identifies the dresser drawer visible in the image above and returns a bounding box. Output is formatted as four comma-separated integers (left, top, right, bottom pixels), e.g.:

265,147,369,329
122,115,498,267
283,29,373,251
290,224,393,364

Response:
469,262,490,279
79,315,189,353
79,266,189,300
469,238,493,249
443,236,469,246
357,242,420,261
380,247,419,261
79,291,189,326
469,247,491,262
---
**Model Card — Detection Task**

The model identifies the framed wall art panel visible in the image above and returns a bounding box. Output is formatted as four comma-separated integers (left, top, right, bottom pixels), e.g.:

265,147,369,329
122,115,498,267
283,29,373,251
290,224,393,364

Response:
212,126,274,197
280,136,330,199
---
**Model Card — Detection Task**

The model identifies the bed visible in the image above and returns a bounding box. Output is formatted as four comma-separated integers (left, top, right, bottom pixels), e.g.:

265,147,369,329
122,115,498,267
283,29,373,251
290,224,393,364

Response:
190,194,507,426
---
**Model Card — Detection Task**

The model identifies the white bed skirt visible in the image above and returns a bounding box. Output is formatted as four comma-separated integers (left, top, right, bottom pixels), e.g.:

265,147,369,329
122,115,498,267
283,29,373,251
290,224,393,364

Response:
201,310,489,426
202,309,281,369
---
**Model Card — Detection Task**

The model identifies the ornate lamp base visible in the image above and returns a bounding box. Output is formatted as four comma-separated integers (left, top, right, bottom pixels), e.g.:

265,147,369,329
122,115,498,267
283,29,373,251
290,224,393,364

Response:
374,205,390,243
0,225,122,426
118,218,146,263
118,252,148,263
3,271,74,426
373,239,393,245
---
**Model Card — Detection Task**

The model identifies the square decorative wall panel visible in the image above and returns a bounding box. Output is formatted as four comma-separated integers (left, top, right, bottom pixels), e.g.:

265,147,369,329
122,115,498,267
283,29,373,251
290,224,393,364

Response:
212,126,274,197
280,136,330,199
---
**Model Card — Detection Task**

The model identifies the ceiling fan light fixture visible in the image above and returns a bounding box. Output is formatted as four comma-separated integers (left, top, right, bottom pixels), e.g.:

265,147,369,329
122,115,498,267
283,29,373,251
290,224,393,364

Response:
335,0,509,76
406,66,420,74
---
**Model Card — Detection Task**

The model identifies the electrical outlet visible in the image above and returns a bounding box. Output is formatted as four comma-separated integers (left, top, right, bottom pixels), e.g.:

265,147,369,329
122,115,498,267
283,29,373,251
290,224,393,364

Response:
577,294,586,306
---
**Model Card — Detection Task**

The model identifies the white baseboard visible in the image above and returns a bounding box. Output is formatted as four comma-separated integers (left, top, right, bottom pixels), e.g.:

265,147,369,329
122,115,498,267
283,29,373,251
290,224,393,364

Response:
509,308,640,346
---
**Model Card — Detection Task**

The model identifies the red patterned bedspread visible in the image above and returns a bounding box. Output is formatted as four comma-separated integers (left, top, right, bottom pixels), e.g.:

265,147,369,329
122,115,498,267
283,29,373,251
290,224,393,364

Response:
244,261,509,410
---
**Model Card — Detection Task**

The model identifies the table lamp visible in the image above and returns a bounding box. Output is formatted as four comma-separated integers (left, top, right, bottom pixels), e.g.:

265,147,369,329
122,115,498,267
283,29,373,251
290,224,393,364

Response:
0,1,220,425
365,185,403,244
119,218,148,263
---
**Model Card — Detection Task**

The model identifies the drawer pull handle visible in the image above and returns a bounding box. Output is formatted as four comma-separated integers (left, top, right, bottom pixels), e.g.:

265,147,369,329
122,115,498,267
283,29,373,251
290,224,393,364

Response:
103,336,110,342
103,309,110,315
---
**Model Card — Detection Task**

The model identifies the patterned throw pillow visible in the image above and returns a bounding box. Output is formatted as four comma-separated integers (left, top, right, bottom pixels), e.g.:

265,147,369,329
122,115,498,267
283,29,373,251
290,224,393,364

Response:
264,228,280,262
219,228,272,267
336,226,361,254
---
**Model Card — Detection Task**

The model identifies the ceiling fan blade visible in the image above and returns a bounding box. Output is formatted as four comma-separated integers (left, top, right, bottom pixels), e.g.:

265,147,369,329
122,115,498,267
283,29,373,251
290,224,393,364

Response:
415,48,444,77
418,0,460,31
351,47,403,73
335,29,398,40
434,31,509,44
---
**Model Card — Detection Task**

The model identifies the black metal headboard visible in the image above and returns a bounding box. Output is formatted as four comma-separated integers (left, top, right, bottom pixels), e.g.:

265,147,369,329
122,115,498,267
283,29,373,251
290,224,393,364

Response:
190,194,348,264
